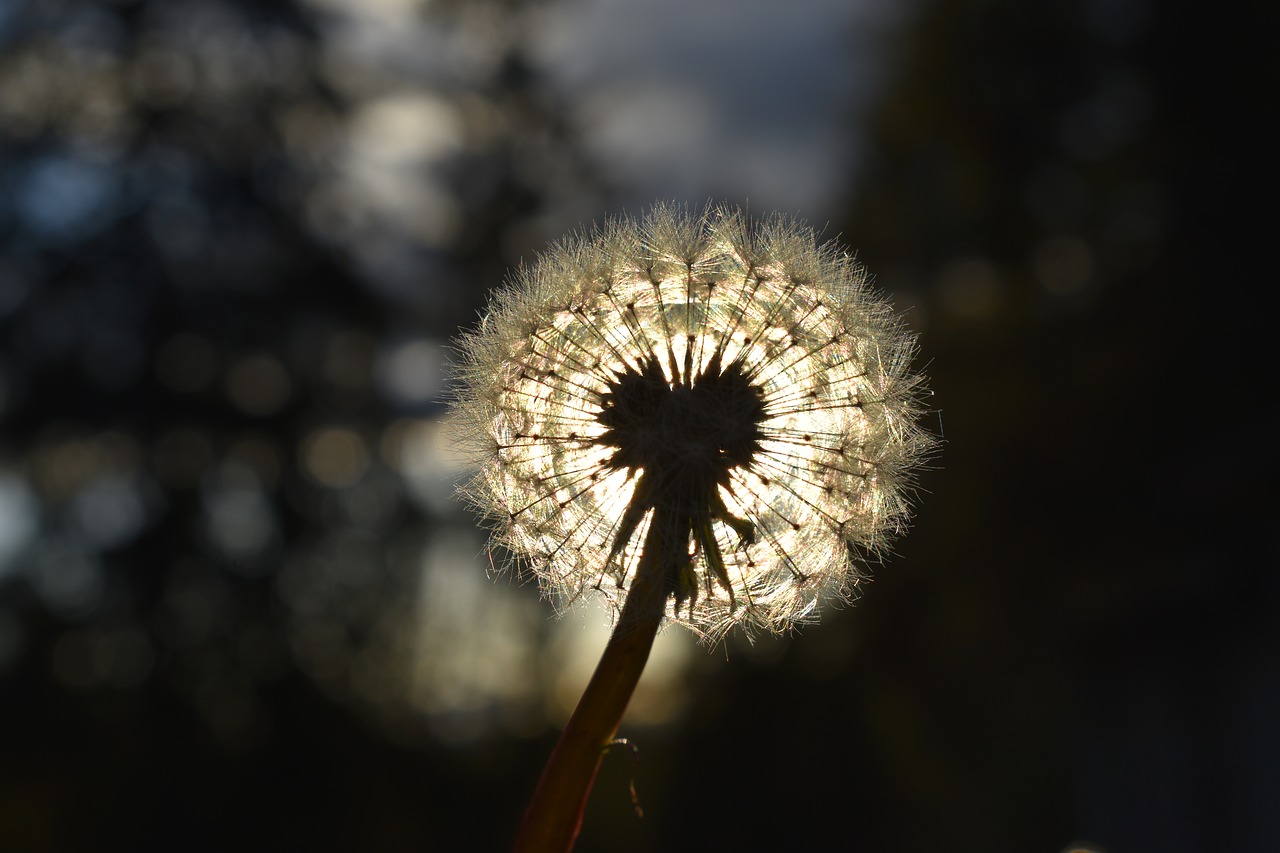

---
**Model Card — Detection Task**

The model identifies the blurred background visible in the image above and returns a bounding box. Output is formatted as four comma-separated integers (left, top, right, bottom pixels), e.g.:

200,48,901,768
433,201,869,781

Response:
0,0,1271,851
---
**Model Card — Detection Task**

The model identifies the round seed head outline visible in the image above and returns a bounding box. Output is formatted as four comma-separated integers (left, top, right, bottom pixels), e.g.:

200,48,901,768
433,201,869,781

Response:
452,204,930,640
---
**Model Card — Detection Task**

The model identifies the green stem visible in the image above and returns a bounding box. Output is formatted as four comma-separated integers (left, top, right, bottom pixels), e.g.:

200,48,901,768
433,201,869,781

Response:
512,534,669,853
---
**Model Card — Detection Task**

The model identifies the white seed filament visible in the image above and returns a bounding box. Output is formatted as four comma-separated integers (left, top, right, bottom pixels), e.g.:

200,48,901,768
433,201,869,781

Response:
453,205,929,640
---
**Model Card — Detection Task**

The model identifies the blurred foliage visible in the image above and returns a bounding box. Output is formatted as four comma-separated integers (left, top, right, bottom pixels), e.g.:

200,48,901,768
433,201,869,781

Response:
0,0,1271,852
0,0,602,848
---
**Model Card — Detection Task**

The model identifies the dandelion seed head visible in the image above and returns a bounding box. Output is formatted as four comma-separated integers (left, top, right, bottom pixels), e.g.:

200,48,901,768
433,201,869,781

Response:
452,203,930,640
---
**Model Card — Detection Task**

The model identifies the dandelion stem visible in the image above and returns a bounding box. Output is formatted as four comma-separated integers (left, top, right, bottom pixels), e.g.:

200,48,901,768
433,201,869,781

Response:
513,523,671,853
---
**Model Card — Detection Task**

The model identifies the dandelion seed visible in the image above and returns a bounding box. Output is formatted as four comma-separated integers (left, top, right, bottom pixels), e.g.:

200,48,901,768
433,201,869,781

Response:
452,203,930,641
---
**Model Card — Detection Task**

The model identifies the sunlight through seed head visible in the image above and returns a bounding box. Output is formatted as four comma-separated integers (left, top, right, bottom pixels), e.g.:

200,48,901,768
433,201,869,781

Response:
451,203,930,641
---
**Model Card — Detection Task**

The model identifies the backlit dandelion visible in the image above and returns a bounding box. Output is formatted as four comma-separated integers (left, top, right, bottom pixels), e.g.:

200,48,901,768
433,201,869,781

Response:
454,203,929,640
452,203,931,851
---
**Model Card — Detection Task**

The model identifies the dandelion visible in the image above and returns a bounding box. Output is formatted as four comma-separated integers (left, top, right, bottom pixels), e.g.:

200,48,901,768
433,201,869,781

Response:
456,203,927,638
450,203,930,851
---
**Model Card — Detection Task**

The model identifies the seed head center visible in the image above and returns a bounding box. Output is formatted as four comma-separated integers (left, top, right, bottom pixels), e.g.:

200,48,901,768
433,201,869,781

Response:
594,350,767,486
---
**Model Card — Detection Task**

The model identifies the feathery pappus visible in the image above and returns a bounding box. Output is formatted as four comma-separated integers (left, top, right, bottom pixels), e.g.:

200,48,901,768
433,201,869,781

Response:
451,203,931,640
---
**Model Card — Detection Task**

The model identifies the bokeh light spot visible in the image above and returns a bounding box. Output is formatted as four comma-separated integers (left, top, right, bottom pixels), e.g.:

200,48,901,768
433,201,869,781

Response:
201,477,279,568
375,336,445,410
936,256,1003,320
322,329,374,393
0,475,40,579
30,544,105,618
67,474,155,551
224,353,292,417
1034,235,1095,296
302,427,370,489
383,417,467,515
14,152,121,239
